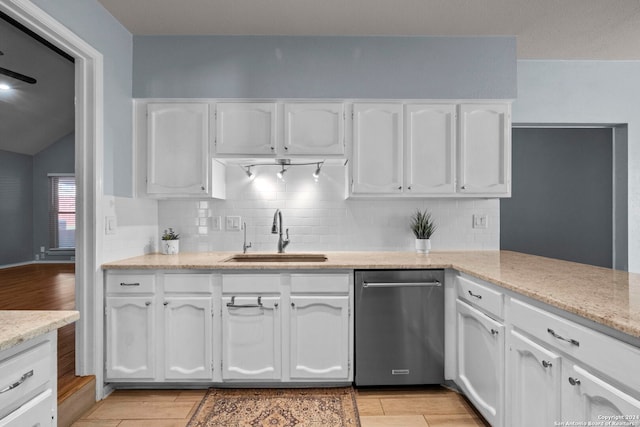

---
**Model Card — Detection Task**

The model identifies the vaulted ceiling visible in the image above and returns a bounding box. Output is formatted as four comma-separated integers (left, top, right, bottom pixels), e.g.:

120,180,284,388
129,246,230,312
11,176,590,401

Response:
0,15,74,156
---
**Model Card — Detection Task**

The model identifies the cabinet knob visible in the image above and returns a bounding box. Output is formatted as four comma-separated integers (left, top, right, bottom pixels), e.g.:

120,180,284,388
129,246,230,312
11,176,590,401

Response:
490,328,499,335
274,303,279,308
270,146,275,151
542,360,552,368
461,185,467,190
145,301,151,306
201,186,205,191
284,146,288,150
398,186,402,190
163,301,169,306
407,186,412,190
291,302,295,307
568,377,581,386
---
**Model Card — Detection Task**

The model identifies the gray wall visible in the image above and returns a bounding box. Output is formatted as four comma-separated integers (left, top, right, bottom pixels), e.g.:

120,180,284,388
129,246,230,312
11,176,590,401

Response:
31,0,133,197
513,60,640,273
133,36,516,99
32,133,75,261
0,150,33,265
501,128,613,268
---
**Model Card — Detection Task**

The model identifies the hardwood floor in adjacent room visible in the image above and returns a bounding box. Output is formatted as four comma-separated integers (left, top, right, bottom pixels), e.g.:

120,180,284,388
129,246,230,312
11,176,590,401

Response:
0,263,79,398
72,387,488,426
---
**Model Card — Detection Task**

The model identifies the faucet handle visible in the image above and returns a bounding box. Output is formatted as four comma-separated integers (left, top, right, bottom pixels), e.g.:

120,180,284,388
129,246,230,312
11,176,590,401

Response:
283,229,290,248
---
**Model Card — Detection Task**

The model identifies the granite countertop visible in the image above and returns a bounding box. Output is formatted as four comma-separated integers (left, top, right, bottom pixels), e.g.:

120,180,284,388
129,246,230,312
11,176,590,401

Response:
0,310,80,352
102,250,640,340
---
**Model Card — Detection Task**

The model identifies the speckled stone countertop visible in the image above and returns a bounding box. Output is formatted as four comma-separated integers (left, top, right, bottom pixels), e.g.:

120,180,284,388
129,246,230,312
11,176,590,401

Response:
0,310,79,352
102,250,640,340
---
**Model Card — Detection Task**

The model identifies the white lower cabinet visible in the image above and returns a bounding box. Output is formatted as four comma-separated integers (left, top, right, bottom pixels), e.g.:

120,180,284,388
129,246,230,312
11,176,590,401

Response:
456,299,504,427
105,272,214,382
562,363,640,426
105,297,156,380
221,296,281,380
289,296,350,380
163,297,213,380
507,329,562,427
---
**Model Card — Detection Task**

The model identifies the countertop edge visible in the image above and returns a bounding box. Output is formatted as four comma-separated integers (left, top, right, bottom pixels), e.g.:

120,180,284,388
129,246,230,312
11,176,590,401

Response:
0,310,80,352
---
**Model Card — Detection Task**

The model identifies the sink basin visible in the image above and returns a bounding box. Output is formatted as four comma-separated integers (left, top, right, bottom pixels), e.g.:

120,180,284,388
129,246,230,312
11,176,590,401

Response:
223,253,328,263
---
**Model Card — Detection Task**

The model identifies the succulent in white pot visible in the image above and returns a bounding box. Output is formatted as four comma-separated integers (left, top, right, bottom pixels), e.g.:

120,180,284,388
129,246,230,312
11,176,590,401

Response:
161,228,180,255
410,210,437,254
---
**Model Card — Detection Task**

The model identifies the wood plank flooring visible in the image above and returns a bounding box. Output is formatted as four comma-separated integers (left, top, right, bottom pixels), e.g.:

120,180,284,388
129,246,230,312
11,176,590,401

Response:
72,387,488,426
0,263,78,398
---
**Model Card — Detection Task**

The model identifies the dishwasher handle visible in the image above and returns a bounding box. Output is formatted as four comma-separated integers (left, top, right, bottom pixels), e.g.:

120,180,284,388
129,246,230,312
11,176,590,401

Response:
362,281,441,288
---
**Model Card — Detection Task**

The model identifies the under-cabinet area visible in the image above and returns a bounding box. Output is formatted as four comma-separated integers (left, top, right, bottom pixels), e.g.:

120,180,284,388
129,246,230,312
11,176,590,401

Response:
104,270,353,385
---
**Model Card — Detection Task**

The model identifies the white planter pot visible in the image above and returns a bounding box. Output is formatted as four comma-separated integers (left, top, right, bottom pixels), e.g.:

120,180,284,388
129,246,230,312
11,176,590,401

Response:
415,238,431,254
162,240,179,255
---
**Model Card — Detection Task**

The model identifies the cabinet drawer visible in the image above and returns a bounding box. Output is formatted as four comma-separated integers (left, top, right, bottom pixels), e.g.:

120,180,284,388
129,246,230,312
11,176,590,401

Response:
456,273,504,319
510,298,640,393
0,389,53,427
164,273,212,293
290,274,350,294
222,274,281,293
106,273,155,294
0,342,51,418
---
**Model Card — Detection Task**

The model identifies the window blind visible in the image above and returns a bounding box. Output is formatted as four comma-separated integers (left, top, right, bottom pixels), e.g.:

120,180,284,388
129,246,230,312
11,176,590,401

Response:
49,175,76,249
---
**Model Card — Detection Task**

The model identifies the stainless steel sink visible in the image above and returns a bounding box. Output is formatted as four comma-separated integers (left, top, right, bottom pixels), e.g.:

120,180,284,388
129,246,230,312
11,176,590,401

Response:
223,253,328,263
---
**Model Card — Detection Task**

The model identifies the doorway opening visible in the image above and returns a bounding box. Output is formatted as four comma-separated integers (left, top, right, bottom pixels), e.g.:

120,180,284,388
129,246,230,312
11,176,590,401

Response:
501,126,627,270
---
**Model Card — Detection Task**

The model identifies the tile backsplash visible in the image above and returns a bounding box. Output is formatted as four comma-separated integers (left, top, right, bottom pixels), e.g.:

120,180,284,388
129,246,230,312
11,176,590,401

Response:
157,164,499,253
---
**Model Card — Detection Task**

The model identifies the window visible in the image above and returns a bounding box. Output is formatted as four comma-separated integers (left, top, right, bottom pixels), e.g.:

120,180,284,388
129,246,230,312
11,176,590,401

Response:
49,175,76,250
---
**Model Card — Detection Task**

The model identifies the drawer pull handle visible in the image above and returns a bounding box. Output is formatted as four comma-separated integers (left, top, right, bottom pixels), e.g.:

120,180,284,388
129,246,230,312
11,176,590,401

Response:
0,370,34,394
227,296,263,309
547,328,580,346
568,377,581,386
120,282,140,287
542,360,552,368
468,290,482,299
490,328,499,335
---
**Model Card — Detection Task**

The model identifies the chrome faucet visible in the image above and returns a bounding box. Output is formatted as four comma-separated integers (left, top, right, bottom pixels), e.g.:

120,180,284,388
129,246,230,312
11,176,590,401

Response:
242,222,252,254
271,209,290,253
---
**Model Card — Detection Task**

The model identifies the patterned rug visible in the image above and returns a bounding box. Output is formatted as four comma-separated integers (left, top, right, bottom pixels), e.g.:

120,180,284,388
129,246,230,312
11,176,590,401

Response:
187,387,361,427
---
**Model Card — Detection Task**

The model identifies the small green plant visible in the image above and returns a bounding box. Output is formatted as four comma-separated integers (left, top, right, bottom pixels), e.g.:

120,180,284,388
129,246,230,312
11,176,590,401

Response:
410,209,437,239
162,228,180,240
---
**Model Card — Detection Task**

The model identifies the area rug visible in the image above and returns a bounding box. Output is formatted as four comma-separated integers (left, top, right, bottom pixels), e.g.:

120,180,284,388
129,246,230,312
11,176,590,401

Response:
187,387,361,427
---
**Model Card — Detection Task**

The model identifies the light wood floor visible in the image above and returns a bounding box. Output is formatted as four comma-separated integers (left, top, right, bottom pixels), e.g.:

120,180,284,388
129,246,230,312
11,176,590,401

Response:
72,387,488,426
0,263,82,399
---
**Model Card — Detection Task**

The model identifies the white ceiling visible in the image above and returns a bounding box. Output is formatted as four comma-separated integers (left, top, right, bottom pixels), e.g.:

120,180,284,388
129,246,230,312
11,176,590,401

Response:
0,17,74,156
98,0,640,60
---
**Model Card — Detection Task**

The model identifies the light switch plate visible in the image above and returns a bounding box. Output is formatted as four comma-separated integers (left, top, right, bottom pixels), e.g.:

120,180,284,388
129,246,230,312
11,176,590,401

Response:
473,214,488,229
226,216,241,231
105,216,117,234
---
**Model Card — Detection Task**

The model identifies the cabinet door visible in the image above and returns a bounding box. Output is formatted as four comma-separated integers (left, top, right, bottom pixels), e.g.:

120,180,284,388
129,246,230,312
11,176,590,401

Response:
105,297,155,380
563,363,640,426
163,297,213,380
507,329,562,427
215,103,277,155
284,103,345,155
147,103,209,195
458,103,510,195
289,296,350,380
405,104,456,194
352,103,403,194
456,299,504,427
222,296,281,380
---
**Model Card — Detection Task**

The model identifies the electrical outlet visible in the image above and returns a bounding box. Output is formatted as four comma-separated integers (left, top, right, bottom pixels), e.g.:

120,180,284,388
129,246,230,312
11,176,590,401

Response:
40,246,45,253
226,216,242,231
473,214,488,229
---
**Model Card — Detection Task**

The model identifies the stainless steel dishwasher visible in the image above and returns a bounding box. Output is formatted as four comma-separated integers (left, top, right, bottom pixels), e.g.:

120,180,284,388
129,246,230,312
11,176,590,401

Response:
355,269,444,386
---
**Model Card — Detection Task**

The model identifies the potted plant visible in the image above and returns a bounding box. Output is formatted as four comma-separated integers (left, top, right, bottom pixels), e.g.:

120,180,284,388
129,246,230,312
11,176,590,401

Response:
161,228,180,255
410,209,437,254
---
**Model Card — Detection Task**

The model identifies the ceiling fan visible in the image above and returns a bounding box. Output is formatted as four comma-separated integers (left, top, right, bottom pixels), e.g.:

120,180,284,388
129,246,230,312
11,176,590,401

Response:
0,50,37,84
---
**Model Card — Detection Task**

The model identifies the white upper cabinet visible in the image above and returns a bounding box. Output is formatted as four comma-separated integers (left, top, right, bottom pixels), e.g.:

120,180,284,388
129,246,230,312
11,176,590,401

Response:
215,102,277,155
352,103,404,194
147,103,211,196
405,104,456,194
284,103,345,155
458,103,511,196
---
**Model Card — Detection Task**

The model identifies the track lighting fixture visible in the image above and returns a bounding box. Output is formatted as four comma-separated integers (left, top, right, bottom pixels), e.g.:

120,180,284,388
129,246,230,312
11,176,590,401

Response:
312,162,322,182
244,166,255,181
276,165,287,181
